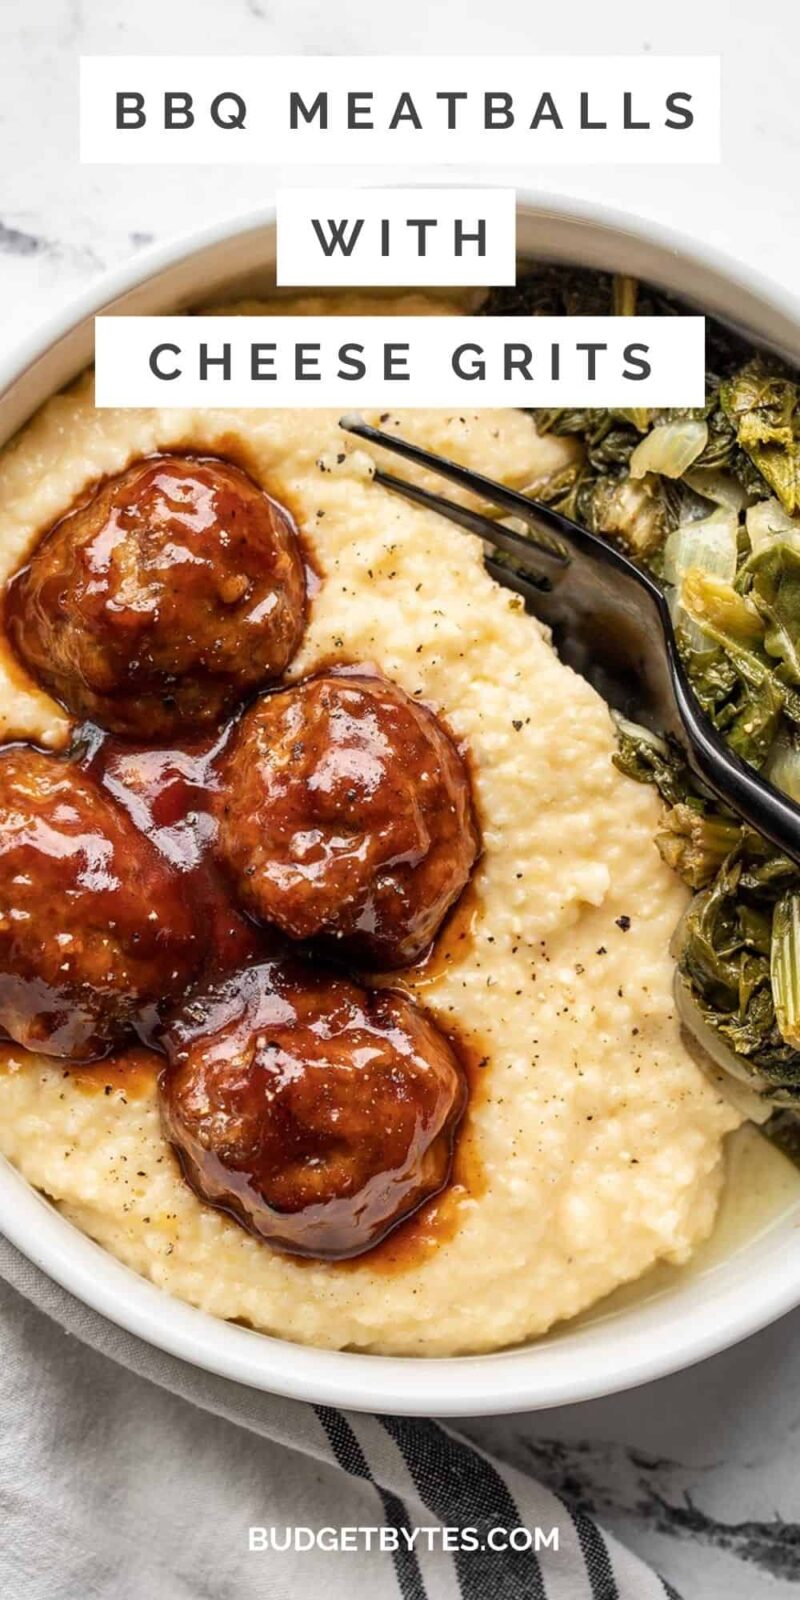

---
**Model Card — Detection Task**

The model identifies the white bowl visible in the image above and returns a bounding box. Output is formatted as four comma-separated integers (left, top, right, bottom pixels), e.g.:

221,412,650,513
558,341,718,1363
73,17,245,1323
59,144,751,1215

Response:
2,195,800,1416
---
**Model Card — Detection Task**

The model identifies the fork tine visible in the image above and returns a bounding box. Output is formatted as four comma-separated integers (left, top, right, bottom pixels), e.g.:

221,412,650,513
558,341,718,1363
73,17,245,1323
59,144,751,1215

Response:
483,556,549,603
373,469,564,581
341,414,566,542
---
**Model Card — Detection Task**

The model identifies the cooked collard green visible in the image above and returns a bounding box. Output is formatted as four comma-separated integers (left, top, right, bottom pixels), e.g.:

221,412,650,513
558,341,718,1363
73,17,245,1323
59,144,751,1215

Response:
482,267,800,1097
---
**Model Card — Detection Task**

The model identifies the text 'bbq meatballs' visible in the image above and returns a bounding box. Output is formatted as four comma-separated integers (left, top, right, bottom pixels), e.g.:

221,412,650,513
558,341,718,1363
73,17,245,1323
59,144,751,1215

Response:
214,669,480,968
6,455,306,738
161,958,466,1258
0,747,203,1059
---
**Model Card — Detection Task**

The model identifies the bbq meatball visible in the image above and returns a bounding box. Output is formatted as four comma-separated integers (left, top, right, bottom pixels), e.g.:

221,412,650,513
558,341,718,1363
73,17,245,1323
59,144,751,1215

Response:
214,669,479,968
6,455,306,738
0,747,203,1059
161,957,466,1258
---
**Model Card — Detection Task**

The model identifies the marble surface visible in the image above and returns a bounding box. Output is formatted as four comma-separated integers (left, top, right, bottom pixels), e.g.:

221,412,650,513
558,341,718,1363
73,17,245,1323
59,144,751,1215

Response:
1,2,800,1595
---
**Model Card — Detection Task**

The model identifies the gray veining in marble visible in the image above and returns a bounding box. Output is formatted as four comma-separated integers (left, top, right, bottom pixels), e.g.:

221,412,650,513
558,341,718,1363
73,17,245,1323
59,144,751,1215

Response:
1,3,799,1596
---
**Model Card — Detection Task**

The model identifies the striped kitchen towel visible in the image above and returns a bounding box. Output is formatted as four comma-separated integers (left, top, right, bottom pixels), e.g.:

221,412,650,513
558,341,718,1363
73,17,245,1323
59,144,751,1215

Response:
0,1236,679,1600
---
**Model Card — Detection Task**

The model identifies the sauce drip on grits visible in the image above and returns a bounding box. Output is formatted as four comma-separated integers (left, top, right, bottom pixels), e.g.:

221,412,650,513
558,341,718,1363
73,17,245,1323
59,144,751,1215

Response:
0,291,755,1355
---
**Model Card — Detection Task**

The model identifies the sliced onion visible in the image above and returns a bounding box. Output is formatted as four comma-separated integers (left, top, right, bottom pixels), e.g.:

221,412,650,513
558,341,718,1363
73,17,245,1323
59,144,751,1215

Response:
674,972,773,1121
765,735,800,803
629,418,709,481
745,496,800,553
610,709,670,758
684,466,748,514
663,509,739,586
663,508,739,653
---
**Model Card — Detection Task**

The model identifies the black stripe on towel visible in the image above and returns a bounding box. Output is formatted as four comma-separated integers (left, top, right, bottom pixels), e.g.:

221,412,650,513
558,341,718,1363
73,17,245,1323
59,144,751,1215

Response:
380,1415,547,1600
315,1405,428,1600
553,1492,619,1600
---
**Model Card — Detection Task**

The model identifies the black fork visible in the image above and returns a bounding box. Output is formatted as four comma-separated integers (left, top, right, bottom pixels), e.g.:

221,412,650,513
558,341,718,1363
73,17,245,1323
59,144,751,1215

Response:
340,415,800,867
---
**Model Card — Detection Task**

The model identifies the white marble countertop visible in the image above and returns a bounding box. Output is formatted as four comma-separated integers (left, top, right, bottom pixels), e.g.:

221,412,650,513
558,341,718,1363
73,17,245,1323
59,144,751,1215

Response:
2,2,799,1595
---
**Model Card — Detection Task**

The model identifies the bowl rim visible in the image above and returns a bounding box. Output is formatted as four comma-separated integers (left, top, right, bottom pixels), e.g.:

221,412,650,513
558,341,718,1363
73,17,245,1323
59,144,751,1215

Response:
2,189,800,1416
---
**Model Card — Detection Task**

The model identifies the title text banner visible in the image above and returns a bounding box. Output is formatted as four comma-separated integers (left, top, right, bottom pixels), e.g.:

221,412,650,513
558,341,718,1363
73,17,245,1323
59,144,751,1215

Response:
94,315,707,410
80,57,721,165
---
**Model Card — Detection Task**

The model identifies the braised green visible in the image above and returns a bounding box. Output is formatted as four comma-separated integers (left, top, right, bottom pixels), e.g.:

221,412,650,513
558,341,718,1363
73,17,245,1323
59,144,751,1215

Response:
483,268,800,1101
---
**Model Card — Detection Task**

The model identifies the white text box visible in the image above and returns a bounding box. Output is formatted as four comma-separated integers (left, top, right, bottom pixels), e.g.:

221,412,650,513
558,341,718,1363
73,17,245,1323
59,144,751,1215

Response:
80,57,721,165
276,188,516,287
94,315,707,410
